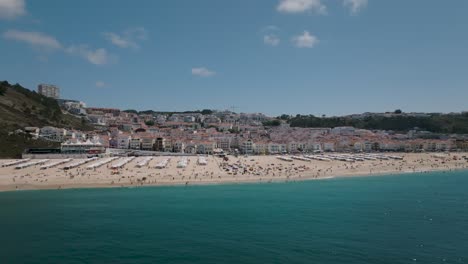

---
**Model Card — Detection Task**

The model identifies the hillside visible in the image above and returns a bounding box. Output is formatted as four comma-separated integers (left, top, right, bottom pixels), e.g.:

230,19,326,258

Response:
282,113,468,134
0,81,94,158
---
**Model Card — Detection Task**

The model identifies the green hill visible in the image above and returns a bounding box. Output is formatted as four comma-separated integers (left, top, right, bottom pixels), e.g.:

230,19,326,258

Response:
282,113,468,134
0,81,94,158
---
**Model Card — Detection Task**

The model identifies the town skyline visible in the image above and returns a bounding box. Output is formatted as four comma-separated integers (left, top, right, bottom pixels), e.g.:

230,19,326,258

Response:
2,2,468,262
1,0,468,116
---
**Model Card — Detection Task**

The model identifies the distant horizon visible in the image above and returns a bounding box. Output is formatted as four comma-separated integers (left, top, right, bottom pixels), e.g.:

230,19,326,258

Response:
4,79,468,117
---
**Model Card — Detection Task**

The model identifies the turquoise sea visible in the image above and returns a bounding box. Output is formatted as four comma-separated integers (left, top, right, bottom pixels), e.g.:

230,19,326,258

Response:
1,171,468,264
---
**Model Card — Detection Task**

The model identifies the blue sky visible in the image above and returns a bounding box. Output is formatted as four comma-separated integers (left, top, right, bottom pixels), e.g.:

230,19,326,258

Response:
1,0,467,116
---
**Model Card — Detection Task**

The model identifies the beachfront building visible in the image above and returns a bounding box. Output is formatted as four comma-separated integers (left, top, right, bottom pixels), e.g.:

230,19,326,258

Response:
241,139,255,154
163,140,174,152
436,141,452,151
423,140,452,151
184,142,197,154
196,141,216,154
254,141,269,155
353,141,372,152
306,142,322,152
129,137,141,150
323,142,336,152
61,139,105,154
288,142,307,153
455,140,468,151
379,141,404,152
155,137,166,151
216,137,232,152
404,141,424,152
141,136,155,151
173,141,185,153
268,142,287,154
117,134,131,149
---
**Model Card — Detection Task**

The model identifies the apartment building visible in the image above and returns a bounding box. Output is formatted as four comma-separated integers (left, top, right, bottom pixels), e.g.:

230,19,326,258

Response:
141,136,155,151
129,137,141,150
38,84,60,99
117,135,131,149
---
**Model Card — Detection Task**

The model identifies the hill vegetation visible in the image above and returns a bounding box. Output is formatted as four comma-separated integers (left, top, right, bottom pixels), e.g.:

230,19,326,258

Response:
0,81,94,157
278,112,468,134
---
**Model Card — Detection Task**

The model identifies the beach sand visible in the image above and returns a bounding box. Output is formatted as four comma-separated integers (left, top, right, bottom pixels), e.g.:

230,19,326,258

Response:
1,153,467,192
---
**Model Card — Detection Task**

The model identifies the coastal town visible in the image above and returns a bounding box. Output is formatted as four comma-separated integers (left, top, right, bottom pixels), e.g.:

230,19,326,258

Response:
0,83,467,191
2,1,467,263
15,84,468,158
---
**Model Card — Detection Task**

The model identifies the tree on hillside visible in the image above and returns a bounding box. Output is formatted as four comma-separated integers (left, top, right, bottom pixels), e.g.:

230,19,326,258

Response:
0,85,6,96
201,109,213,115
145,120,155,126
263,120,281,126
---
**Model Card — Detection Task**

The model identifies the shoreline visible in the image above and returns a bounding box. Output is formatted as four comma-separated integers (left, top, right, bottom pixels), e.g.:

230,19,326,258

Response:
1,153,467,193
1,168,466,194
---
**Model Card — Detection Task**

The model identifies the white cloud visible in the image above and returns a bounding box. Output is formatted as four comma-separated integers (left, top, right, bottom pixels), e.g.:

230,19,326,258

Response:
264,34,280,46
0,0,25,19
3,29,62,50
192,67,216,77
343,0,368,14
4,29,115,65
103,27,148,49
103,32,130,48
66,45,112,65
95,81,106,88
292,31,319,48
277,0,326,14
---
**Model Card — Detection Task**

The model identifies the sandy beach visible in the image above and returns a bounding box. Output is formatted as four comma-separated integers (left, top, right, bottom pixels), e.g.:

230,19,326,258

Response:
0,153,467,192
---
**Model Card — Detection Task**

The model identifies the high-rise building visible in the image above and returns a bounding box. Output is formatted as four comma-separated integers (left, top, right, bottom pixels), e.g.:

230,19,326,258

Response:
37,84,60,99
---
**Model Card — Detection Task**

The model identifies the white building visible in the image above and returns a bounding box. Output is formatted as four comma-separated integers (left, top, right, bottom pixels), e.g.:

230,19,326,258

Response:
61,139,105,154
39,126,66,142
241,139,255,154
117,135,131,149
38,84,60,99
140,137,155,150
129,138,141,149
